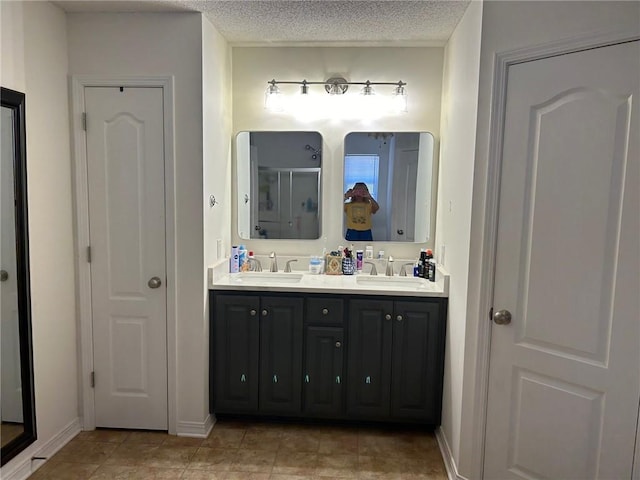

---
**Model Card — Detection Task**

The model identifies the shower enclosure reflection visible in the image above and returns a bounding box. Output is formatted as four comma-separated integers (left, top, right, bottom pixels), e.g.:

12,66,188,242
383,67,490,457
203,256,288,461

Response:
236,131,322,240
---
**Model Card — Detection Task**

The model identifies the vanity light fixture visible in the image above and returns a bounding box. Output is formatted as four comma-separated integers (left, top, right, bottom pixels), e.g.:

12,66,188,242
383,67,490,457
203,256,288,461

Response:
264,77,408,113
264,80,283,111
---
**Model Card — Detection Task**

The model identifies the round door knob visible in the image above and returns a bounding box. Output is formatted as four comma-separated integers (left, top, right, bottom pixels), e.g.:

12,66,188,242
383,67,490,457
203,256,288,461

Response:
0,270,8,282
335,341,342,348
493,309,512,325
322,308,329,315
148,276,162,289
385,314,392,321
262,309,268,316
250,309,257,316
397,229,404,235
396,315,403,322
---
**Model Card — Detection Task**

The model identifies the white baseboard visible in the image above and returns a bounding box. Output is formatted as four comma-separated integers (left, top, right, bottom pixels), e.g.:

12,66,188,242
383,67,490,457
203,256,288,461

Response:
0,417,81,480
436,426,470,480
176,414,214,438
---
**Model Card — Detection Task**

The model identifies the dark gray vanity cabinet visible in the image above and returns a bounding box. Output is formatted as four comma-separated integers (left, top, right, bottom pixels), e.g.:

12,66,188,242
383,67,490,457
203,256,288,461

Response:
211,293,303,416
258,296,304,414
210,290,446,425
347,298,446,423
212,294,260,413
346,299,393,417
303,297,345,417
390,300,445,423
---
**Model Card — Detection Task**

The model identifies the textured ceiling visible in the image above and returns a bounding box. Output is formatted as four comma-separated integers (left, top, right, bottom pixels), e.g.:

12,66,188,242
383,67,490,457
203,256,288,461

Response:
55,0,471,45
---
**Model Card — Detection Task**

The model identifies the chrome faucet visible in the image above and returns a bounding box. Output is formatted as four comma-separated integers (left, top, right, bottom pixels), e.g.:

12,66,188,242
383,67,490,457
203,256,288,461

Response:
399,262,414,276
284,259,298,272
385,256,395,276
364,261,377,276
269,252,278,272
248,257,262,272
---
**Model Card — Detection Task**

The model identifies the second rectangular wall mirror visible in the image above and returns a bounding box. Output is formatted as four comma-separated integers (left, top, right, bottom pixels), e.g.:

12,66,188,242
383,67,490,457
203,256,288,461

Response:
343,132,435,243
236,131,322,240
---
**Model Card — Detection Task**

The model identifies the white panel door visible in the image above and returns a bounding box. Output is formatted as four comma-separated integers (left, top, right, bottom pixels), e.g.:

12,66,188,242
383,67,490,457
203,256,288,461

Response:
485,41,639,479
85,86,167,430
390,148,418,241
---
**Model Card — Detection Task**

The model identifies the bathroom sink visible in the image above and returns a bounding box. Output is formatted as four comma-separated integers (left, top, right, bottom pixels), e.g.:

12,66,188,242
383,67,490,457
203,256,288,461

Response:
356,275,427,288
231,272,303,284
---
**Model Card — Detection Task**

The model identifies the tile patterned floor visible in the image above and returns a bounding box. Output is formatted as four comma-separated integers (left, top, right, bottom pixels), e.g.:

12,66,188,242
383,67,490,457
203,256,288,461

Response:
28,419,448,479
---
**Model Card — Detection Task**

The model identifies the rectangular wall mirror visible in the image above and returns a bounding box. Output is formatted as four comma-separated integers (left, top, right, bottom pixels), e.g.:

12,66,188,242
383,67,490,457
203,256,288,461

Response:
236,131,322,240
1,87,36,466
343,132,435,243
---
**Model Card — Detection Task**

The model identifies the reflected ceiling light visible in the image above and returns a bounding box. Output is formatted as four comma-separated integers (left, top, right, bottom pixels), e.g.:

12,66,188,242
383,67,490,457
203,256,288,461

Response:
264,78,407,113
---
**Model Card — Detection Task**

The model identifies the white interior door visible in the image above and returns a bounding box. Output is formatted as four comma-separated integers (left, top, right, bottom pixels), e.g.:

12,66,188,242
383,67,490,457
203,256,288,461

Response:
484,41,639,479
390,148,418,241
85,86,167,430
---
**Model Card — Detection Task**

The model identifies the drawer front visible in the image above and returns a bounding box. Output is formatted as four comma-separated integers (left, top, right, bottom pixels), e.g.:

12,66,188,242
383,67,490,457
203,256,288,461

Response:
306,297,344,325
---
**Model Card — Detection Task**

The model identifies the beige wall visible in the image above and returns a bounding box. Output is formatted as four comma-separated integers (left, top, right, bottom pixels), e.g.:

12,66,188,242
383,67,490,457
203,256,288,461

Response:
1,1,78,476
66,12,209,434
202,14,232,425
458,1,640,478
436,0,483,468
231,46,444,259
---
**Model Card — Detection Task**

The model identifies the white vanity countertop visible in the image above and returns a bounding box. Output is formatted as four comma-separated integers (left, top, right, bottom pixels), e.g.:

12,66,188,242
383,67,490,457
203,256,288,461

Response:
208,258,449,298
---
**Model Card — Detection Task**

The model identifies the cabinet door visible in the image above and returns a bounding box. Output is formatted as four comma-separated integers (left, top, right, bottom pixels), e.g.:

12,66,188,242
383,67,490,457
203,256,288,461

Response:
391,300,444,422
304,326,344,416
212,294,260,413
346,299,393,418
259,296,304,414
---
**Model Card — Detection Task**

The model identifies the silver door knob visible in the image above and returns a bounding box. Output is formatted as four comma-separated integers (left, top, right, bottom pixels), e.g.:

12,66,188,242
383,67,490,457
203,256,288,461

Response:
385,314,392,320
0,270,8,282
493,309,512,325
148,276,162,289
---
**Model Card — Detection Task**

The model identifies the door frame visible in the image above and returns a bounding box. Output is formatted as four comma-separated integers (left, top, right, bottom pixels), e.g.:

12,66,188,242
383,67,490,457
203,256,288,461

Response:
463,30,640,480
70,75,177,434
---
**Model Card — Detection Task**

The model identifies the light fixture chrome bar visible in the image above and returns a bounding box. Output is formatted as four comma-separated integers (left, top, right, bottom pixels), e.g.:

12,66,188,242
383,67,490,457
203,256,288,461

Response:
267,79,406,87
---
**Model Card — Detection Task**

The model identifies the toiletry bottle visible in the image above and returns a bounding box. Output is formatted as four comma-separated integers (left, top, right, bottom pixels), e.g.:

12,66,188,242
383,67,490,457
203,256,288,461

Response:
238,244,247,271
356,250,363,271
426,248,436,282
365,245,374,259
419,250,427,278
230,245,239,273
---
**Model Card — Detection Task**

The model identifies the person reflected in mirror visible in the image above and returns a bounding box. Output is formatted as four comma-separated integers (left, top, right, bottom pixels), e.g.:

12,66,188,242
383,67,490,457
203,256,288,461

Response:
344,182,379,241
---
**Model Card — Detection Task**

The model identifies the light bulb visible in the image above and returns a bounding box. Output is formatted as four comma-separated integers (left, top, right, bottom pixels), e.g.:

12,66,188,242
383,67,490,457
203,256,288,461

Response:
264,82,283,112
393,84,408,113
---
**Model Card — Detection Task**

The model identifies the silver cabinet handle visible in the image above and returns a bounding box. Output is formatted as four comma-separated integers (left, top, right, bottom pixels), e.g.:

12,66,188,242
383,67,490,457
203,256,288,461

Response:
365,376,371,384
305,374,310,383
250,309,257,316
273,375,278,383
262,309,268,316
385,314,392,321
322,308,329,315
336,376,341,384
396,315,403,322
335,341,341,348
148,276,162,288
493,309,512,325
240,374,246,382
